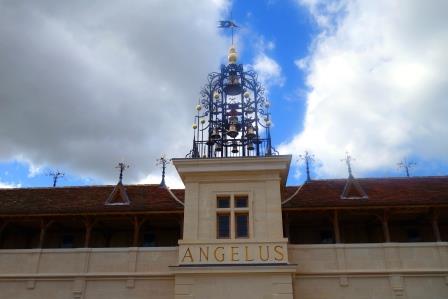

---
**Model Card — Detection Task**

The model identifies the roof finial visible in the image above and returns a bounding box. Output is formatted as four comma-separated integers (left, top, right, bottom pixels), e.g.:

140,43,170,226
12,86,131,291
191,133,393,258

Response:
115,162,129,184
397,158,416,177
48,170,64,187
219,16,239,65
156,154,171,187
298,151,315,181
218,17,239,46
341,152,355,178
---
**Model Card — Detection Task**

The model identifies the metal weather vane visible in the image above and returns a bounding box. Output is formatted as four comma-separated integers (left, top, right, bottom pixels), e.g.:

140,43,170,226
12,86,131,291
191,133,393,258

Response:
48,170,64,187
156,154,171,187
298,151,315,181
218,20,239,44
397,158,416,177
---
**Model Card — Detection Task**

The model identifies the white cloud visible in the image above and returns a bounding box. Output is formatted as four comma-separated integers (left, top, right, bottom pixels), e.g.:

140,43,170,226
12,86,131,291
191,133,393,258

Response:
138,171,184,189
253,54,284,88
282,0,448,178
0,0,229,185
28,164,43,178
0,180,21,189
248,35,284,90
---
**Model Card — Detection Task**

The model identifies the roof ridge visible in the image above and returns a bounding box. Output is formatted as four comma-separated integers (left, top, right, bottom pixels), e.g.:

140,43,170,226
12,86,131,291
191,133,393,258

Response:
284,175,448,187
0,183,163,191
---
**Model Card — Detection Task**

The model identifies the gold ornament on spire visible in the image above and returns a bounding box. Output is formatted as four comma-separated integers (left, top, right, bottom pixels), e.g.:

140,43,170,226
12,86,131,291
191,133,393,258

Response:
228,46,238,65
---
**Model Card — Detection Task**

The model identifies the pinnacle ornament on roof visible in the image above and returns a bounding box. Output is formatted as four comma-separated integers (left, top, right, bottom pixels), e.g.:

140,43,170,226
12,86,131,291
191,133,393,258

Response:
156,154,171,187
340,153,368,199
115,162,129,184
298,151,315,182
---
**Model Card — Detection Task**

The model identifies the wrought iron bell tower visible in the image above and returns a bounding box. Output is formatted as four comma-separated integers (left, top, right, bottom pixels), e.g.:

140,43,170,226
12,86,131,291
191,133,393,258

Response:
187,45,277,159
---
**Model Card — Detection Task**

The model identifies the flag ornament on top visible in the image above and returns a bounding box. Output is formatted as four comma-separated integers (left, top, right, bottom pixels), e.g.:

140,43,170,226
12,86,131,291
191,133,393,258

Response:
218,20,238,28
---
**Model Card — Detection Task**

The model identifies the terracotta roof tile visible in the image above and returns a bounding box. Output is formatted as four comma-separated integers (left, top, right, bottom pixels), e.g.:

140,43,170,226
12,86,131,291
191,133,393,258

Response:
282,176,448,209
1,176,447,215
0,184,184,216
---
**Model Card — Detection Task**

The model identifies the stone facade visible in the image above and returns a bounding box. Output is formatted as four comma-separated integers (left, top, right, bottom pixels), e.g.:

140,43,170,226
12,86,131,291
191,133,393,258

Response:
0,243,447,298
1,156,448,298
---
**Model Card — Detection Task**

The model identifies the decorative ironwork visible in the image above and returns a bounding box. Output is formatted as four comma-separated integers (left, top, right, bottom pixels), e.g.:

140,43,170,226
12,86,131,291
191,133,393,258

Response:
341,152,355,178
156,154,171,187
298,151,315,181
187,45,277,159
47,170,64,187
397,158,416,177
115,162,129,183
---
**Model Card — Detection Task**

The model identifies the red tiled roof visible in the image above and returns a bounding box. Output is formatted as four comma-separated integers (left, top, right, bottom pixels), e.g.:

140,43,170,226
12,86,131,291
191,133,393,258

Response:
0,184,184,216
282,176,448,209
1,177,447,216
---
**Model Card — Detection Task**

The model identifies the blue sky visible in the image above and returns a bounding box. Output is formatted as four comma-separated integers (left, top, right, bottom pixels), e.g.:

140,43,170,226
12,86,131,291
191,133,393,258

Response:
1,0,447,188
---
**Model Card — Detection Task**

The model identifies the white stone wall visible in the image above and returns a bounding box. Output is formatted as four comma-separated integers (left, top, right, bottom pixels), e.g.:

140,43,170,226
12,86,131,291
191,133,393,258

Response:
1,243,447,299
289,243,448,299
0,247,177,299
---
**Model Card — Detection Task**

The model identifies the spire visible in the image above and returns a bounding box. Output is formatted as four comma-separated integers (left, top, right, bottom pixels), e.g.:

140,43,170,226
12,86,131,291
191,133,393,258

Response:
340,153,368,199
342,152,354,178
106,162,131,205
115,162,129,183
397,158,416,177
298,151,315,181
156,154,171,187
47,170,64,187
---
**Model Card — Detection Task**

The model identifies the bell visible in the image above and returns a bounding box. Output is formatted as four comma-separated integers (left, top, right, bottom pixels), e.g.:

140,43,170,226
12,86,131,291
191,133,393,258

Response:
224,74,243,95
227,124,238,138
228,116,238,124
247,142,255,151
246,126,256,139
206,139,215,146
215,143,222,152
231,143,239,153
211,128,221,140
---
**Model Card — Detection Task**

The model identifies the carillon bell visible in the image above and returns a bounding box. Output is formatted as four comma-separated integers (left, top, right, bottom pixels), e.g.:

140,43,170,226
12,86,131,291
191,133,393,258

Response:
231,142,239,153
245,107,254,114
247,142,255,151
224,73,243,95
211,128,221,140
246,126,256,139
227,124,238,138
215,143,223,152
228,116,238,124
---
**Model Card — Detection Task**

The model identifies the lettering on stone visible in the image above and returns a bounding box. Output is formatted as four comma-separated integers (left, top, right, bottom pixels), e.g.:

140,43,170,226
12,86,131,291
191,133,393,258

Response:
179,244,287,264
199,246,209,262
181,247,194,263
214,246,225,262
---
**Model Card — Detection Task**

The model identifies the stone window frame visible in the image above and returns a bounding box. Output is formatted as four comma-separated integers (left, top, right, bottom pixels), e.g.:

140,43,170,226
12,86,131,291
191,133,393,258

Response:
216,193,252,239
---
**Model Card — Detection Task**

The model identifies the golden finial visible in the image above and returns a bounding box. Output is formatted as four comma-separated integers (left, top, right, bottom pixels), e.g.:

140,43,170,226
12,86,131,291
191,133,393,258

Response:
228,45,238,64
